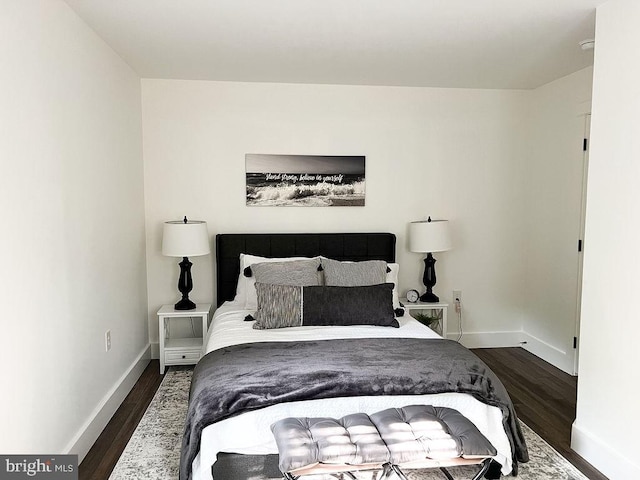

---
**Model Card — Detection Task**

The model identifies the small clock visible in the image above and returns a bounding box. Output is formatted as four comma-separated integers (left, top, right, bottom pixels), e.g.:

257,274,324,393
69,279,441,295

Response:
406,289,420,303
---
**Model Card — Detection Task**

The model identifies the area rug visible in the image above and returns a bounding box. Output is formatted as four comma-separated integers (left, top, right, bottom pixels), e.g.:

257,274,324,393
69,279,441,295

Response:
109,368,588,480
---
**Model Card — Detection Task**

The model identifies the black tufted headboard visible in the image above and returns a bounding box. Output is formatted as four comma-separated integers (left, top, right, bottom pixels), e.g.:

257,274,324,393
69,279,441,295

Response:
215,233,396,307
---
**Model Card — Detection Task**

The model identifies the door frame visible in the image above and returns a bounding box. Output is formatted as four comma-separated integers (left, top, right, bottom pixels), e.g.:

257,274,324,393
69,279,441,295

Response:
573,113,591,375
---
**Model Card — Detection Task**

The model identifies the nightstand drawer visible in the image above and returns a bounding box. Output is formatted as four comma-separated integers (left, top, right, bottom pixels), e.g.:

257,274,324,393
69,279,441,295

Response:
165,350,201,363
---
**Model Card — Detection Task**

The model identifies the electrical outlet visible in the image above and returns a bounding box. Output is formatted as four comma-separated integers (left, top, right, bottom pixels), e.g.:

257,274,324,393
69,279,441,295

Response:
453,291,462,314
105,330,111,352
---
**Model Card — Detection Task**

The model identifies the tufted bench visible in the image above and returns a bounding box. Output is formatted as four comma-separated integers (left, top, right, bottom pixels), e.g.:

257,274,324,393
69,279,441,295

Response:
271,405,497,480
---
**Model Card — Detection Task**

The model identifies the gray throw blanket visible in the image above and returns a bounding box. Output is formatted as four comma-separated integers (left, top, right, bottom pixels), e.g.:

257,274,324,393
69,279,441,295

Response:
180,338,529,480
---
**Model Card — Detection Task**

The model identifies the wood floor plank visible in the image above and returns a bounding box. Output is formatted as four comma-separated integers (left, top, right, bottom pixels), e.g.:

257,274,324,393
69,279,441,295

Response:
79,350,608,480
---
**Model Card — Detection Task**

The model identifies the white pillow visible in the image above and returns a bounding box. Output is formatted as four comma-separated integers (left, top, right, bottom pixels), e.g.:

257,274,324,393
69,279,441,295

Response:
235,254,320,310
386,263,401,311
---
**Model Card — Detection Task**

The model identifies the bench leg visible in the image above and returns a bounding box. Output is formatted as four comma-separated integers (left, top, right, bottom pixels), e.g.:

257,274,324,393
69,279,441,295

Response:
382,463,409,480
441,458,493,480
380,463,394,479
282,470,364,480
439,467,455,480
471,458,493,480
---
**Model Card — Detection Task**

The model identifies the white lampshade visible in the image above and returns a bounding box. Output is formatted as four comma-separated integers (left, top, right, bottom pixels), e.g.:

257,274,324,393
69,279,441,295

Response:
162,219,210,257
409,219,452,253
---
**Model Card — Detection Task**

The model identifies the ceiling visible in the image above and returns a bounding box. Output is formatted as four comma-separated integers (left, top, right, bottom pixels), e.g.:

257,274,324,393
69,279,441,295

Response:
64,0,602,90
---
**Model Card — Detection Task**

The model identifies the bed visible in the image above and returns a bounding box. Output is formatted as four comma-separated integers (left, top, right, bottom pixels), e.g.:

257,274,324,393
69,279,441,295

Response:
180,233,528,480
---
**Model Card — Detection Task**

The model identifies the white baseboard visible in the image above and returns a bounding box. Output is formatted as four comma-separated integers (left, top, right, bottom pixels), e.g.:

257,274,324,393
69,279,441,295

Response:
448,330,576,375
572,421,640,479
520,332,575,375
448,330,526,349
64,343,151,462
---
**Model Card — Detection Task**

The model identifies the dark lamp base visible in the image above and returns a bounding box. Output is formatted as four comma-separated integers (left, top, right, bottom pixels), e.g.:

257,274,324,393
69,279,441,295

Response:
419,291,440,303
175,298,197,310
174,256,196,310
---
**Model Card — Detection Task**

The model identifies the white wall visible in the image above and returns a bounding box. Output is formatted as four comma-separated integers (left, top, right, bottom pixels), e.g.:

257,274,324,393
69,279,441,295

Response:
523,67,593,374
572,0,640,478
0,0,148,460
142,79,530,350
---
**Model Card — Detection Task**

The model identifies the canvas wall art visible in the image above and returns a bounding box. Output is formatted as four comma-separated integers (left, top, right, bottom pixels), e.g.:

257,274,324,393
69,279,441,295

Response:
246,154,366,207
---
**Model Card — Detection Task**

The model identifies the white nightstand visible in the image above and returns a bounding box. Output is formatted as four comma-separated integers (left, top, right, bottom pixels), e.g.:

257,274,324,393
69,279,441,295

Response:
402,299,448,338
157,303,211,374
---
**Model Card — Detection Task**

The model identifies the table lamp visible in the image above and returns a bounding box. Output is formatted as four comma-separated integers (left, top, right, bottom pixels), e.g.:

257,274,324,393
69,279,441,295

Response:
409,217,452,303
162,216,210,310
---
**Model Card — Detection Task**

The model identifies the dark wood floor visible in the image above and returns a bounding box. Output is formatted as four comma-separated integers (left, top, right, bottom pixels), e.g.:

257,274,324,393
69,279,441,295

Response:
78,361,165,480
473,348,607,480
79,349,607,480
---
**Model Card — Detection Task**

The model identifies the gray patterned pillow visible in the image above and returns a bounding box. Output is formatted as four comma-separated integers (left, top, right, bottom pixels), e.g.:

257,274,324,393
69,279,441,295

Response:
252,259,321,287
321,258,387,287
253,283,302,330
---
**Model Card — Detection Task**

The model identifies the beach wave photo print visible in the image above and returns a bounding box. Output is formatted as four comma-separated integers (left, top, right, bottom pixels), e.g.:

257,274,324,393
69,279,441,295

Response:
246,154,366,207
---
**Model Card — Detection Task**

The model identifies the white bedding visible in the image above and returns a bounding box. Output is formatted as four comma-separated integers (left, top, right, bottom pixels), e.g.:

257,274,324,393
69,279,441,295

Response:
191,301,513,480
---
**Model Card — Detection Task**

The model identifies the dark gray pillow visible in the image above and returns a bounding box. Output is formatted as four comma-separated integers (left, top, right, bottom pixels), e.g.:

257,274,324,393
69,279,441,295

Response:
252,259,321,287
321,258,387,287
253,282,398,329
302,283,398,327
